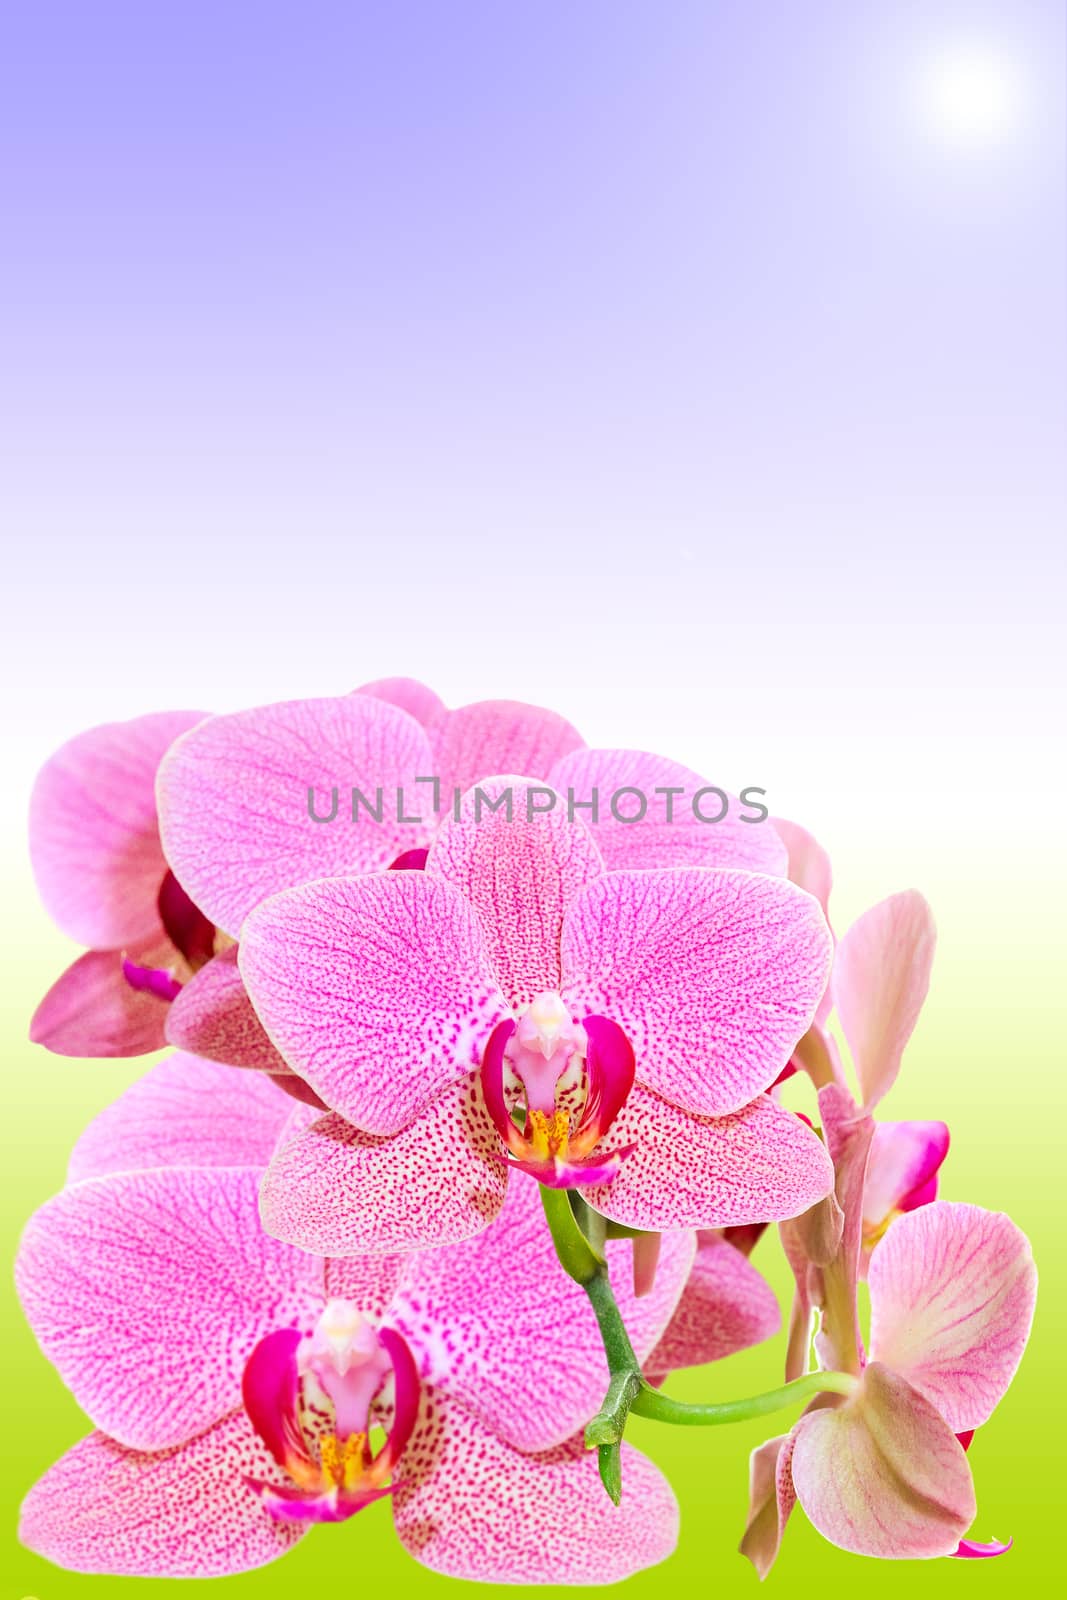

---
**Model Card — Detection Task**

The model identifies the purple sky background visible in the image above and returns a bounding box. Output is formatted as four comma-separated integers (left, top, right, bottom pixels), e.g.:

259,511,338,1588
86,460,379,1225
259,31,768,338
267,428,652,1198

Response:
1,2,1063,889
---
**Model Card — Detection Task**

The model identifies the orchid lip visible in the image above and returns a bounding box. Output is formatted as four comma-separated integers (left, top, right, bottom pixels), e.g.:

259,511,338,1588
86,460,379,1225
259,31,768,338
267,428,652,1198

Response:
479,999,636,1188
242,1304,420,1526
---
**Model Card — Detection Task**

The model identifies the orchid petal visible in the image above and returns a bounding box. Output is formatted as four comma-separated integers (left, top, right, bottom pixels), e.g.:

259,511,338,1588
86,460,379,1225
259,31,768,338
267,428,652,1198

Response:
16,1167,323,1450
739,1433,797,1579
561,867,832,1116
790,1362,976,1559
30,709,206,949
156,695,435,937
393,1387,677,1584
239,872,507,1134
165,945,288,1071
951,1536,1013,1558
355,675,446,727
645,1235,781,1377
773,817,832,918
548,748,787,875
833,889,935,1106
431,700,584,795
391,1174,693,1452
67,1052,296,1182
813,1083,875,1373
863,1119,950,1233
30,948,170,1057
583,1084,834,1232
259,1077,508,1256
20,1413,301,1576
868,1201,1037,1431
426,777,602,1008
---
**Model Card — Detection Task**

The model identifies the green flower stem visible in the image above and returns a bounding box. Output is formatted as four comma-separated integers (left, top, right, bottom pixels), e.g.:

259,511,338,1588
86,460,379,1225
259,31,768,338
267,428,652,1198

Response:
629,1368,859,1425
539,1186,859,1503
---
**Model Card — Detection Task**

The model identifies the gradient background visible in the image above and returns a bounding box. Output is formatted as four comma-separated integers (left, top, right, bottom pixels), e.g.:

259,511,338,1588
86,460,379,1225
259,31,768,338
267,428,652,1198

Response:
2,1,1064,1594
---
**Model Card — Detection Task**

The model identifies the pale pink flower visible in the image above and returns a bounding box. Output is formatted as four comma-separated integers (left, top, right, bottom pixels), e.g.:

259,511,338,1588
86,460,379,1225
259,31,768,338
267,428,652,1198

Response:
17,1057,701,1582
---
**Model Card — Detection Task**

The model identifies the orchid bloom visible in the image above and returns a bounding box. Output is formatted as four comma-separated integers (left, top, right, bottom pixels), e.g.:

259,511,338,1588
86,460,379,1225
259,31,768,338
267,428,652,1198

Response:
742,1197,1036,1570
15,1054,763,1582
28,709,215,1056
227,776,833,1255
154,686,786,1079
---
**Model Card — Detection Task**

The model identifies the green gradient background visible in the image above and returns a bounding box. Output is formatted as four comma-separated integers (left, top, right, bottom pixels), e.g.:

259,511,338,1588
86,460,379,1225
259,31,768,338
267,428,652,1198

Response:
4,863,1062,1598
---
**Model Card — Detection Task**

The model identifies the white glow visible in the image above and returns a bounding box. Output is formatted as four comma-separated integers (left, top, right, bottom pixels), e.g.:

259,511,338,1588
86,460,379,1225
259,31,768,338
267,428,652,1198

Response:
917,44,1023,149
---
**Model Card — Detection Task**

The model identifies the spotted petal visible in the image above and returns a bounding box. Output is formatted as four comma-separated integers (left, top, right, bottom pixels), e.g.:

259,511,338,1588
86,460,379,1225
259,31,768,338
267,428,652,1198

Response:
583,1084,834,1232
16,1167,324,1450
156,695,435,937
393,1387,677,1584
259,1077,508,1256
561,867,832,1116
868,1201,1037,1431
20,1412,301,1577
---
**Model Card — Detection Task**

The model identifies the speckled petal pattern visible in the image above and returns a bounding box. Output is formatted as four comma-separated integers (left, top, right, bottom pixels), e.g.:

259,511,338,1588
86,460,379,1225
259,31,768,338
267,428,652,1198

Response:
16,1166,324,1450
239,872,508,1134
393,1386,678,1584
390,1174,694,1452
561,867,832,1116
259,1076,508,1256
583,1085,834,1232
165,945,288,1070
19,1412,302,1577
67,1052,296,1182
427,777,603,1008
156,695,435,937
548,748,787,875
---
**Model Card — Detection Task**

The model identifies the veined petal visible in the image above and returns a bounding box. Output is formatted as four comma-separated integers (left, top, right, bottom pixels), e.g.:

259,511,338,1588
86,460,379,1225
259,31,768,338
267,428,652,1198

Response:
645,1235,780,1378
239,872,507,1135
16,1167,324,1451
165,945,288,1071
30,709,206,949
549,748,787,875
392,1387,677,1584
30,948,169,1058
156,695,435,937
561,868,832,1116
833,890,935,1107
583,1085,834,1233
391,1174,694,1453
431,701,584,795
790,1363,976,1559
868,1201,1037,1431
259,1077,507,1257
20,1413,301,1577
426,777,602,1008
814,1082,875,1373
67,1052,296,1182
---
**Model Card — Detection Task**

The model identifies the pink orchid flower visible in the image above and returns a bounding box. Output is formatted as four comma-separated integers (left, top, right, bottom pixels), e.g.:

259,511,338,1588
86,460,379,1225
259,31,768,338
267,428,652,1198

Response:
15,1057,726,1582
229,776,833,1255
742,1095,1037,1570
155,686,787,1080
28,710,215,1056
